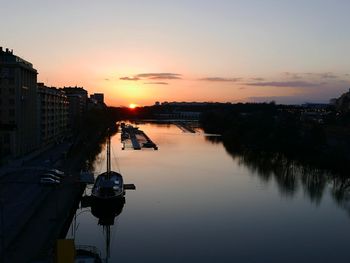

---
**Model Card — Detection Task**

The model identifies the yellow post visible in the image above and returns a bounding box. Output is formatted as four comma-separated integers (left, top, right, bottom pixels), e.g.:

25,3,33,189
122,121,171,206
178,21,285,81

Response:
56,239,75,263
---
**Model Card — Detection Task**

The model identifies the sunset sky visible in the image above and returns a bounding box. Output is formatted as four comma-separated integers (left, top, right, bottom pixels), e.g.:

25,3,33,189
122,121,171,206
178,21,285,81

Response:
1,0,350,106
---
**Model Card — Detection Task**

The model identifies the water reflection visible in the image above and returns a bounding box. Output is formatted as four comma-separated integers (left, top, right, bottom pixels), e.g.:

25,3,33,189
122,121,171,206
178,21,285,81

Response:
91,197,125,262
91,197,125,226
69,175,130,262
332,177,350,214
67,123,350,262
206,135,350,212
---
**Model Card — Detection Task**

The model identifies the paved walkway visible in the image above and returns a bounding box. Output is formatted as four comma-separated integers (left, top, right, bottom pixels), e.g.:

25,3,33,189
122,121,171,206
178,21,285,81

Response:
0,141,79,262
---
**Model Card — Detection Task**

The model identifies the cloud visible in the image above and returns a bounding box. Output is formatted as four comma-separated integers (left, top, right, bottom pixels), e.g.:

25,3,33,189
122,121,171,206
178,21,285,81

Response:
282,72,302,79
250,77,265,81
104,78,110,81
144,82,169,85
304,72,338,79
283,72,338,80
247,81,322,88
135,73,182,80
120,76,140,81
319,72,338,79
199,77,241,82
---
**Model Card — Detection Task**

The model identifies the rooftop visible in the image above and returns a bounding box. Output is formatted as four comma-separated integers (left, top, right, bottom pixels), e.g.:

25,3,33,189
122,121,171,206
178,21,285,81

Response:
0,47,36,71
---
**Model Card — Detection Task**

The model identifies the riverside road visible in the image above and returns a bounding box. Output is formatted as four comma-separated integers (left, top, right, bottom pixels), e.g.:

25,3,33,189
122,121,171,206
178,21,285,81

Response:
0,141,85,262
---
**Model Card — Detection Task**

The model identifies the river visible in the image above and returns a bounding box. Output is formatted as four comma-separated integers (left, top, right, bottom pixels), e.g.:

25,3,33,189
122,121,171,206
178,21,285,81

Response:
66,122,350,263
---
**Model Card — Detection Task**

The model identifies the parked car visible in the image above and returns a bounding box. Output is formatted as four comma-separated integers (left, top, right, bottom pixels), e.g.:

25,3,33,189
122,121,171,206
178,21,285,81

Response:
41,173,61,181
40,177,60,185
47,169,65,177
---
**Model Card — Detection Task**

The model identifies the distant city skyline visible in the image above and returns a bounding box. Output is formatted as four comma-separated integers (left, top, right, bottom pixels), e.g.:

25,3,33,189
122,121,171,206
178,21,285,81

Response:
1,0,350,106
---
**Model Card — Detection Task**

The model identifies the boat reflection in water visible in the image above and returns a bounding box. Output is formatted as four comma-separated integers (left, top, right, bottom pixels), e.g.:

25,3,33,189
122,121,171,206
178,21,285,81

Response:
74,130,135,263
91,192,125,263
73,193,126,263
91,193,125,225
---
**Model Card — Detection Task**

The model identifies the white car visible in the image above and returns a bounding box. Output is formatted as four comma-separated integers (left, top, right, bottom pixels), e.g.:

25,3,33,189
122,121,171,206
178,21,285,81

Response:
41,173,61,181
40,177,60,185
47,169,65,177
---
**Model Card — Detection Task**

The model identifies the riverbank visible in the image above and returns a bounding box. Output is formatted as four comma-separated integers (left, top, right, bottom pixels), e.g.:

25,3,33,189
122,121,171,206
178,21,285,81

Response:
200,104,350,176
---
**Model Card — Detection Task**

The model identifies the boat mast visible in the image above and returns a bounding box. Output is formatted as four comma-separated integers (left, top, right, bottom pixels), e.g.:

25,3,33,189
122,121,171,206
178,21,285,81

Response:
107,130,111,177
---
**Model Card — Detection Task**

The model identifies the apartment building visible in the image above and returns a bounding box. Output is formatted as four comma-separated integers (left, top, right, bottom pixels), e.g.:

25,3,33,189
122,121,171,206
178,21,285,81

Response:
38,83,69,146
0,47,39,158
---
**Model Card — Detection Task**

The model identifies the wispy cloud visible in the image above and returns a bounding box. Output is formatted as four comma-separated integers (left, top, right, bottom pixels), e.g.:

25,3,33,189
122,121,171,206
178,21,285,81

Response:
144,82,169,85
136,73,182,80
305,72,338,79
104,78,110,81
250,77,265,81
120,76,140,81
247,81,323,88
199,77,241,82
320,72,338,79
282,72,302,79
120,73,181,81
282,72,339,80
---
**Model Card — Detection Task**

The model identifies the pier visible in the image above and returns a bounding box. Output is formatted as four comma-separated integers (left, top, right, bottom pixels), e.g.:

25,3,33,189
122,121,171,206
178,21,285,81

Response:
121,125,141,150
121,124,158,150
176,122,197,133
130,133,142,150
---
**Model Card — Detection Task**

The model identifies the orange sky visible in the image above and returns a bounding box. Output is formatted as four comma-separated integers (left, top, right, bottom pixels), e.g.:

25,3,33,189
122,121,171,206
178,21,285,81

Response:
3,1,350,106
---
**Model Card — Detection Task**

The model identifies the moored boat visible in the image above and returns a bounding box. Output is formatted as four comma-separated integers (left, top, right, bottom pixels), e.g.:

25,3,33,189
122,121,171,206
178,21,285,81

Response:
91,130,125,202
91,171,124,200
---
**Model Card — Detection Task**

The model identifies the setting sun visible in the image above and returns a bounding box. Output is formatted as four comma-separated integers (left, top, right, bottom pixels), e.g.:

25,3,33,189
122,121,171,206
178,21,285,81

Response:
129,103,138,109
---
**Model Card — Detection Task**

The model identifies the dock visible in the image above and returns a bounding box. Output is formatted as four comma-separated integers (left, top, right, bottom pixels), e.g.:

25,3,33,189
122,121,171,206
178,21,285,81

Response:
124,184,136,190
176,122,196,133
137,130,158,150
130,133,141,150
121,124,158,150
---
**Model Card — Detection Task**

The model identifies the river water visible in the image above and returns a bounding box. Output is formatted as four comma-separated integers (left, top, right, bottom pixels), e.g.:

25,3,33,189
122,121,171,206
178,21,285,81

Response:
67,122,350,263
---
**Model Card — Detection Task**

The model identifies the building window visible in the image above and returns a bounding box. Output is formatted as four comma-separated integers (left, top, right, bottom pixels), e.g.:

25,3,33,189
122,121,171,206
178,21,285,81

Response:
8,68,15,77
9,109,15,116
4,133,11,144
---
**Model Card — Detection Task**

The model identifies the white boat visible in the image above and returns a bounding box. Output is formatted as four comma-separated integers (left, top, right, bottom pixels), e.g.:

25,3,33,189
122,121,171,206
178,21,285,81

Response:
91,171,124,200
91,132,124,202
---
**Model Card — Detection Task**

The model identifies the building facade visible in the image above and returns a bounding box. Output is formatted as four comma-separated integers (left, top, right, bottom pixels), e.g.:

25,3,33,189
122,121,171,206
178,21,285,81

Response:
61,86,88,128
38,83,69,146
90,93,104,104
0,47,39,158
